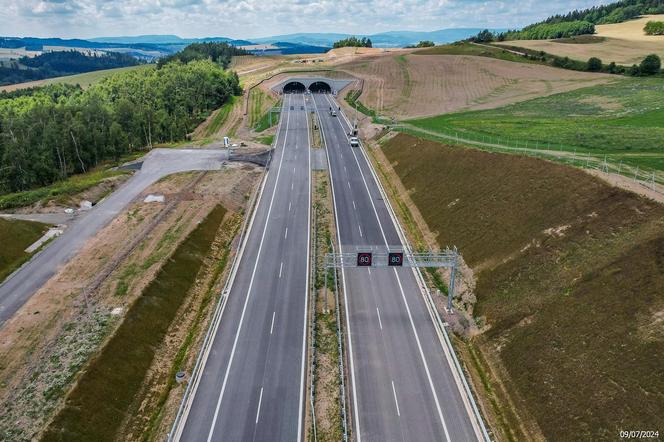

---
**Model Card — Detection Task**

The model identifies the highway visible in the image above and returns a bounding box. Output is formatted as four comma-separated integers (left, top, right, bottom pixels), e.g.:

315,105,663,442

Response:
174,93,311,441
313,93,483,441
0,148,228,326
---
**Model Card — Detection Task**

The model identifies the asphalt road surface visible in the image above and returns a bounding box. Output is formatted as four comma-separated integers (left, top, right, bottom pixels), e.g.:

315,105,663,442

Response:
313,93,482,442
175,93,311,441
0,148,227,326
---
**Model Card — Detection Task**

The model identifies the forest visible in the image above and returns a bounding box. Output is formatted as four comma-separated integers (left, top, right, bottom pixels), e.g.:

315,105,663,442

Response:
0,58,241,194
0,51,139,86
157,42,247,69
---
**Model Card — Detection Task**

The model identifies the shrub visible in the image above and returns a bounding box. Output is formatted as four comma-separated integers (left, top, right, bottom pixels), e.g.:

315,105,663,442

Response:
587,57,603,72
644,21,664,35
640,54,662,75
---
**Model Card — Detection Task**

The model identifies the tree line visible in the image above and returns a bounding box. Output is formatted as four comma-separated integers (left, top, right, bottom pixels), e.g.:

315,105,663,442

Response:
332,37,373,48
539,0,664,25
0,51,140,86
471,0,664,42
0,59,241,194
157,42,248,69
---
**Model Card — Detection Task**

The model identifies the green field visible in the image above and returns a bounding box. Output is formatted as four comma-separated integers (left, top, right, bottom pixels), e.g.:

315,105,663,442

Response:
408,77,664,173
0,218,49,283
0,65,151,92
43,204,227,441
381,133,664,441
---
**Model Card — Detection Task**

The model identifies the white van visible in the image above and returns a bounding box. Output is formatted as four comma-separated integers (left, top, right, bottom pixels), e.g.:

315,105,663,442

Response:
349,137,360,147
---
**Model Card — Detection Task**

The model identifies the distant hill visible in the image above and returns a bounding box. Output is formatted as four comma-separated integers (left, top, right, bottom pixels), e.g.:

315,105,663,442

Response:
251,28,506,48
90,34,252,46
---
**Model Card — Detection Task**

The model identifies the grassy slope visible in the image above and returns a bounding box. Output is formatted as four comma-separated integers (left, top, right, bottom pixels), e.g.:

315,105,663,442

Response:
408,77,664,172
0,65,151,92
0,168,130,210
42,204,227,441
381,133,664,440
0,218,48,282
414,42,539,64
202,95,237,138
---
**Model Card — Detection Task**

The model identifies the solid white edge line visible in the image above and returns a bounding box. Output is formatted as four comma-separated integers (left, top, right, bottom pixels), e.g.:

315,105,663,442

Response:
314,95,362,442
391,381,401,417
171,95,287,442
255,387,264,424
206,94,293,442
324,94,451,442
297,92,312,442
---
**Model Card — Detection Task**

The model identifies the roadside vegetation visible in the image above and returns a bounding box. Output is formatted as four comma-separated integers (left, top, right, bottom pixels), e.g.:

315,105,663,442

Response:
42,204,228,441
407,77,664,173
0,218,49,282
380,133,664,441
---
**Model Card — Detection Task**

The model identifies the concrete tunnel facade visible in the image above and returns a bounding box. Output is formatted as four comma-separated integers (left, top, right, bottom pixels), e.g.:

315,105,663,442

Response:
273,77,353,94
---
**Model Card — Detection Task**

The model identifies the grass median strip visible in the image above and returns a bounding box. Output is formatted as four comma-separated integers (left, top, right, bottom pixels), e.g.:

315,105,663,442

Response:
42,204,227,442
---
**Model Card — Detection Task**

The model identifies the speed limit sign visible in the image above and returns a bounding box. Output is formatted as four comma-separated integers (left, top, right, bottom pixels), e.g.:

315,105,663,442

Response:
388,252,404,266
357,252,372,267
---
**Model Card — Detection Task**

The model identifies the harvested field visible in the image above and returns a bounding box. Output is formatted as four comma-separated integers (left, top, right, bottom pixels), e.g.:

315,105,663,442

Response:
496,16,664,66
380,133,664,441
337,53,612,118
596,14,664,41
0,165,260,441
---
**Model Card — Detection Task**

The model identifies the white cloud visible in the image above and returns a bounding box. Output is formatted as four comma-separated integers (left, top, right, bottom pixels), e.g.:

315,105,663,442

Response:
0,0,614,39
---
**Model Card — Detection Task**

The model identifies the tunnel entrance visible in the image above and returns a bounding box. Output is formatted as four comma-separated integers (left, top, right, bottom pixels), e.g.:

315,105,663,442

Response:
283,81,306,93
308,81,332,94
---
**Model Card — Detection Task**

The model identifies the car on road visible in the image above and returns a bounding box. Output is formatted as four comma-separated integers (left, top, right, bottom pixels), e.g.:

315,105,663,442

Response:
331,110,337,117
350,137,360,147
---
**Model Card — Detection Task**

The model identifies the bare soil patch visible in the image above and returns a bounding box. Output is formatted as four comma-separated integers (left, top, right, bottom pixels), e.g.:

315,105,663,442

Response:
337,54,611,118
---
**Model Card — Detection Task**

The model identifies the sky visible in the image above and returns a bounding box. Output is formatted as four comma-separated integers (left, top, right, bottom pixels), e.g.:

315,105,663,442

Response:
0,0,614,40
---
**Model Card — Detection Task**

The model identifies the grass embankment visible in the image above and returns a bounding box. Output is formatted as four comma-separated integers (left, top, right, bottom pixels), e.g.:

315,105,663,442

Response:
408,77,664,174
202,96,237,138
380,133,664,441
0,168,130,210
0,218,49,282
344,89,376,118
311,171,343,441
249,87,279,132
42,204,227,441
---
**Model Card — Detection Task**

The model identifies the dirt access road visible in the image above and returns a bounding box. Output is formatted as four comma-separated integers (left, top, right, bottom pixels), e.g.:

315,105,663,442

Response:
0,148,228,326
